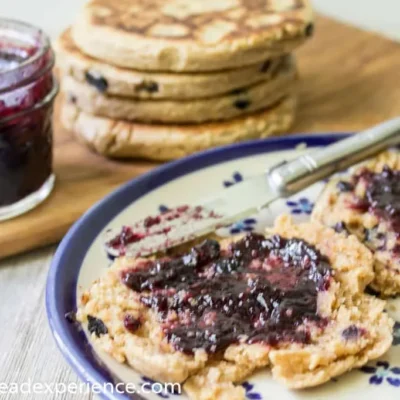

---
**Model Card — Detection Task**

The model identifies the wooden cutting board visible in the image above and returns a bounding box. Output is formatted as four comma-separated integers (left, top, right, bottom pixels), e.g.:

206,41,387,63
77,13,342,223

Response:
1,15,400,260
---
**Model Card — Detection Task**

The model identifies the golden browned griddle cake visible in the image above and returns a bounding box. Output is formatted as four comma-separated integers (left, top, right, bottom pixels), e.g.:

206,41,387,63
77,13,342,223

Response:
313,151,400,297
61,96,296,160
58,0,313,160
57,28,288,100
77,216,393,399
72,0,313,71
60,57,296,123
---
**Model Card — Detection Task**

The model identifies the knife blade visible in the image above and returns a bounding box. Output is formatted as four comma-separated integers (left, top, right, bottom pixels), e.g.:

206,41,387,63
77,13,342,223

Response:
105,174,280,258
105,117,400,258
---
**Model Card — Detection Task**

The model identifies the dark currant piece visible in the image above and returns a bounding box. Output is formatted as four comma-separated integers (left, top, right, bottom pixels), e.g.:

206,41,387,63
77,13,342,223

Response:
67,93,77,104
260,60,271,73
337,181,354,192
124,314,141,333
135,80,159,93
333,222,348,234
87,315,108,337
342,325,364,340
305,23,314,37
234,99,251,110
85,71,108,92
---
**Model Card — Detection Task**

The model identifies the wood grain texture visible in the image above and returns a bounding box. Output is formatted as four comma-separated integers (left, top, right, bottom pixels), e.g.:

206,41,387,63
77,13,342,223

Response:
294,17,400,132
1,15,400,260
0,246,94,400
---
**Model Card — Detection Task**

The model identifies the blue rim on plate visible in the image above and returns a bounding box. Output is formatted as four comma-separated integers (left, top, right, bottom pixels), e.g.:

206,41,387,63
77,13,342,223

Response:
46,133,349,399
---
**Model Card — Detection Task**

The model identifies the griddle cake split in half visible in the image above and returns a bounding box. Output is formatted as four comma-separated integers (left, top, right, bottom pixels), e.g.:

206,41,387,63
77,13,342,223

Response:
58,0,314,159
77,216,393,399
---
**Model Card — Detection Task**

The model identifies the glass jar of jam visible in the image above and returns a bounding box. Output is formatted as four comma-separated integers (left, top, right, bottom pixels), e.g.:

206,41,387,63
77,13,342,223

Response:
0,19,58,221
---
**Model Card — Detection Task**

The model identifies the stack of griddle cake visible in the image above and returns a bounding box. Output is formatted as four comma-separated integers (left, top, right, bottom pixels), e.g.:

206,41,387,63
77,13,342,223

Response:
57,0,314,160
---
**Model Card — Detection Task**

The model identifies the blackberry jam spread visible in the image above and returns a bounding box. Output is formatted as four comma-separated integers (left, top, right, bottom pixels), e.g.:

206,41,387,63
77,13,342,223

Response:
121,233,332,354
351,167,400,233
0,19,58,220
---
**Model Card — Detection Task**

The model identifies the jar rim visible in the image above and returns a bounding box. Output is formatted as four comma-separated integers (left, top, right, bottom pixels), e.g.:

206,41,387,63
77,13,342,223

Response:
0,79,59,125
0,18,54,93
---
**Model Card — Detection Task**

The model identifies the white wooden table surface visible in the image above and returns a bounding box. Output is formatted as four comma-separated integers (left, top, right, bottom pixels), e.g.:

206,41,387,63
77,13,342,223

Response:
0,1,399,399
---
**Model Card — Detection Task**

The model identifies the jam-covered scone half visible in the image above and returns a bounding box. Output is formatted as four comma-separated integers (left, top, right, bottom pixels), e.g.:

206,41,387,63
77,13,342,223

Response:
77,215,393,400
313,151,400,296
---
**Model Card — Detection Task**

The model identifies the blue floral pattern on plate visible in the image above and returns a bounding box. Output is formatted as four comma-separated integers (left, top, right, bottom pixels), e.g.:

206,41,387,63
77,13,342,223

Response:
160,171,244,214
223,172,243,187
360,361,400,387
229,218,257,234
286,197,314,215
242,381,262,399
159,204,170,213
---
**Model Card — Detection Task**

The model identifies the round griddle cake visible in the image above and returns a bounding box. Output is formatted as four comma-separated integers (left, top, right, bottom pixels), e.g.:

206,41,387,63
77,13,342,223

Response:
76,215,393,397
60,57,297,123
60,95,297,160
57,28,287,100
72,0,313,71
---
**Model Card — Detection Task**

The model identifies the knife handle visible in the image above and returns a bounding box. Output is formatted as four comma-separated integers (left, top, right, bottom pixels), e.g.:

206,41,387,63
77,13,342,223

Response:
267,117,400,197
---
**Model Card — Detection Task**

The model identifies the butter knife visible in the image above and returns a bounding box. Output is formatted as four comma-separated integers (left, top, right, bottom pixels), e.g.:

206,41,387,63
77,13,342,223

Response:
106,118,400,258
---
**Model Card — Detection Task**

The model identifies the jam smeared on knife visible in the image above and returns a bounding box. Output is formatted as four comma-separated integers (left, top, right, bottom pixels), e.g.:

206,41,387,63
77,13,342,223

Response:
107,226,145,249
121,233,332,354
106,205,222,256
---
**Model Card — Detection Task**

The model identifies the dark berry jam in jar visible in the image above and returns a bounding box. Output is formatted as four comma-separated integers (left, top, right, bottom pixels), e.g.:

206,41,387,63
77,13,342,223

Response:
0,19,58,221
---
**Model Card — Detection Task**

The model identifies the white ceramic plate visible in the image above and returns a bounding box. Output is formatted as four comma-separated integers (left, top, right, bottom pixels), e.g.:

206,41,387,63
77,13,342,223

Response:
46,134,400,400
